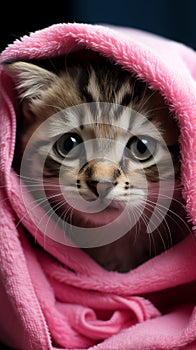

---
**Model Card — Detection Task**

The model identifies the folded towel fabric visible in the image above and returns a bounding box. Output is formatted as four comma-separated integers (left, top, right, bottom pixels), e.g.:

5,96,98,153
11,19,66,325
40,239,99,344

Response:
0,23,196,349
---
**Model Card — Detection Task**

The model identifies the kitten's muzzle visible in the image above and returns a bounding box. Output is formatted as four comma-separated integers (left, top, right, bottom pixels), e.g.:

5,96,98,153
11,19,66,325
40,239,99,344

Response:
87,179,115,198
81,159,122,198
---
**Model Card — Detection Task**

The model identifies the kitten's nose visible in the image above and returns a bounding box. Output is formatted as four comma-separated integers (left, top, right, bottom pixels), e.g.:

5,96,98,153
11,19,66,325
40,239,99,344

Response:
87,179,114,198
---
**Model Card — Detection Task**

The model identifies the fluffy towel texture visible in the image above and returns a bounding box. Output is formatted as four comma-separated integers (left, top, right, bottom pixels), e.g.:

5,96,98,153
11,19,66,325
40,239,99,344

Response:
1,23,196,349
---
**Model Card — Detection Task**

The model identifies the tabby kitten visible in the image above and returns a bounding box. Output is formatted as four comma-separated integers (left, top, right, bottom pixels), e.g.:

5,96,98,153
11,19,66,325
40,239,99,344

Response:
4,52,191,272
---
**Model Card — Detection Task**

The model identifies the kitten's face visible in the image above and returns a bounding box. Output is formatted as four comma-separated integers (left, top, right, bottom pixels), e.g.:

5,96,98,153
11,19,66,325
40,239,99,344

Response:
5,53,190,272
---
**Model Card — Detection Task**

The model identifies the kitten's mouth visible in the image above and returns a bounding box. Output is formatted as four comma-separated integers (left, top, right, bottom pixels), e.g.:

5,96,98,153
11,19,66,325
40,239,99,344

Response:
44,183,127,227
65,200,125,228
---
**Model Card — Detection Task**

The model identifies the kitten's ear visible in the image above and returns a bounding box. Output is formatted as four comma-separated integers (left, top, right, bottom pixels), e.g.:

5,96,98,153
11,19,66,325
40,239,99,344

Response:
3,61,56,100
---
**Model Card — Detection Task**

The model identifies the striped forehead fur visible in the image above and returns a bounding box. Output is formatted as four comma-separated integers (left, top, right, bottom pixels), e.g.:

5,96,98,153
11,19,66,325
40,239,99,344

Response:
46,104,162,144
5,57,150,112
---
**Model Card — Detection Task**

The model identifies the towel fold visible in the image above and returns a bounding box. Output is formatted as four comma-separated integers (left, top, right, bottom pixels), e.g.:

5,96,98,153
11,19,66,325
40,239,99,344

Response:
1,23,196,349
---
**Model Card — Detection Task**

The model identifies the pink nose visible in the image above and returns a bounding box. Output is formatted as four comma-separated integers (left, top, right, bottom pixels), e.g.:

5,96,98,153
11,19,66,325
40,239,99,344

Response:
87,179,114,198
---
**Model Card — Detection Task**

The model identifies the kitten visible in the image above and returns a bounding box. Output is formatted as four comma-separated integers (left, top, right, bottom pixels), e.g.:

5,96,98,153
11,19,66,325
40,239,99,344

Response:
4,51,191,272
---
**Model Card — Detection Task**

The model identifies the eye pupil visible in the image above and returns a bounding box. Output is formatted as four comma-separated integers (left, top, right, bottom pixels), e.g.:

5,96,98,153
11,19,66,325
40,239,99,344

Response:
137,139,148,155
64,136,77,152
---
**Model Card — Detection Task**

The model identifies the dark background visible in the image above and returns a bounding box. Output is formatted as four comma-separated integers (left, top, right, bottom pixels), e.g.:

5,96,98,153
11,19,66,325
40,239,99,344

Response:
1,1,196,53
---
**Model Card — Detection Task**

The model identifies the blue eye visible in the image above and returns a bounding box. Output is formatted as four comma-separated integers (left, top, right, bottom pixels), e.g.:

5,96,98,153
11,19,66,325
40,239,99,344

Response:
54,133,83,158
127,136,157,162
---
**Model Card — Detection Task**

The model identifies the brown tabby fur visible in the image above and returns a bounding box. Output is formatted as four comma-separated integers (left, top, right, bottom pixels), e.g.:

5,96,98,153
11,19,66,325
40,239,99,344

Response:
4,51,191,272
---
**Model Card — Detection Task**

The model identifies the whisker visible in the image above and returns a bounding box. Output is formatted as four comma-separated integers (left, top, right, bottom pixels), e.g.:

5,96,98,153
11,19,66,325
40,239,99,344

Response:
148,191,186,209
133,205,158,258
143,105,168,115
145,198,192,247
144,200,173,249
38,196,69,244
137,89,157,114
15,192,63,229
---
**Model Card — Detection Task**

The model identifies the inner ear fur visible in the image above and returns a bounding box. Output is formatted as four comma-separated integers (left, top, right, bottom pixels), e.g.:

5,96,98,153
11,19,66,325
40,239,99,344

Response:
3,61,57,100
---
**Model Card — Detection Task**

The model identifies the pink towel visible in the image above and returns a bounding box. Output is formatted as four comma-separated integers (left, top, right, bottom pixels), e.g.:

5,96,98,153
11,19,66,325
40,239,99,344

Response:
1,22,196,349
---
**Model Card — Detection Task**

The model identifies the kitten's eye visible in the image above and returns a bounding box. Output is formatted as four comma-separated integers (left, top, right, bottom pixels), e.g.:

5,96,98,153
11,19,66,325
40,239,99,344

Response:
54,133,83,158
126,136,157,162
